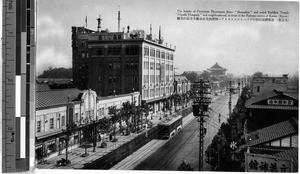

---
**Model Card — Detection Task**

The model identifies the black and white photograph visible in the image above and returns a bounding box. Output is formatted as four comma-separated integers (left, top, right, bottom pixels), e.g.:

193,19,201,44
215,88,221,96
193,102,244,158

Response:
1,0,299,173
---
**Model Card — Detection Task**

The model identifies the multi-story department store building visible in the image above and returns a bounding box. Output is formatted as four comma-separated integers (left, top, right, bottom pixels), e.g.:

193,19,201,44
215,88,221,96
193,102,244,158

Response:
72,26,176,113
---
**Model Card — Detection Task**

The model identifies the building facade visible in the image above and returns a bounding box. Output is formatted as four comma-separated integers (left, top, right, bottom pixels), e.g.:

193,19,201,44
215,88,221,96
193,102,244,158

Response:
245,89,298,131
35,83,139,163
174,75,191,94
251,74,289,96
72,26,175,114
207,62,227,76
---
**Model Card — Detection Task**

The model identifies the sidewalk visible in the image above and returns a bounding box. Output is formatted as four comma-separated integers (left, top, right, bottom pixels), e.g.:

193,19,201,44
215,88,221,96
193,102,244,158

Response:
36,132,140,169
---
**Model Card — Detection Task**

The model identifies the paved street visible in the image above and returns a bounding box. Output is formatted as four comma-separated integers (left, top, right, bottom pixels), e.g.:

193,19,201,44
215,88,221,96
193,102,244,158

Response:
134,92,239,171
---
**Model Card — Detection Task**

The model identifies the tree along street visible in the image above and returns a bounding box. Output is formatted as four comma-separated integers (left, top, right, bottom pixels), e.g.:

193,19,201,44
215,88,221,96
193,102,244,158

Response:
134,92,239,170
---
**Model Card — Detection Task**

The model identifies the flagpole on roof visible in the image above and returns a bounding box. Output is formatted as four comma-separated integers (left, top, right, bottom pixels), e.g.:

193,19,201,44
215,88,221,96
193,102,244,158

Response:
85,6,88,28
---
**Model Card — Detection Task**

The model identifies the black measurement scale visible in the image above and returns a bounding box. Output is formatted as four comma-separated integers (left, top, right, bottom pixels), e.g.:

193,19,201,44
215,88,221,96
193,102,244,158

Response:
2,0,35,172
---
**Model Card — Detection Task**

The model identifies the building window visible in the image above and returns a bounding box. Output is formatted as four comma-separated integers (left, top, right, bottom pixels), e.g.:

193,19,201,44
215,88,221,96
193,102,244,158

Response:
161,51,165,59
166,64,169,71
134,63,138,69
170,65,173,71
156,63,160,70
144,62,149,69
113,76,118,83
108,63,112,69
156,50,160,58
170,53,173,60
150,48,155,57
126,63,130,69
144,75,149,83
37,121,41,133
108,46,121,56
61,116,65,126
156,75,160,83
166,53,169,60
99,108,105,116
82,53,85,58
150,75,155,83
50,118,54,129
75,113,79,122
144,47,149,56
126,46,139,55
150,62,154,70
150,89,155,97
112,62,120,70
257,86,260,92
155,88,160,96
109,77,112,83
143,89,149,98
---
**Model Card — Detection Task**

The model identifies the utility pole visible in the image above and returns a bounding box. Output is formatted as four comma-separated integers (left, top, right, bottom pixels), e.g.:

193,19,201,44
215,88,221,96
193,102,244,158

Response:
192,79,211,171
227,80,234,116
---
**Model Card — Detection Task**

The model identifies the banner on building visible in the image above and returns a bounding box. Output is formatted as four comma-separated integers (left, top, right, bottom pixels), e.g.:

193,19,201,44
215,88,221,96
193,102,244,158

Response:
160,62,165,83
245,153,293,172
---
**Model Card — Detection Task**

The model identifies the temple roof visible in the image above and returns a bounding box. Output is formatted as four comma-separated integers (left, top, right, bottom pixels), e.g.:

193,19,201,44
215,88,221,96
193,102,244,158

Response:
208,62,227,71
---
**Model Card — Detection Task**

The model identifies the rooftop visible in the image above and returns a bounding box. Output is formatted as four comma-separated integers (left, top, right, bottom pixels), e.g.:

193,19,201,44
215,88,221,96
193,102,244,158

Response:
246,119,297,147
74,26,175,51
208,62,227,71
36,88,82,109
175,75,189,82
245,89,298,107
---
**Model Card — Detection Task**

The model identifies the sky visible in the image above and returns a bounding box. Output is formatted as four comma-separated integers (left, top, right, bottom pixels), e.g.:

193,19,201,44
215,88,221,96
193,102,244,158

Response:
35,0,299,77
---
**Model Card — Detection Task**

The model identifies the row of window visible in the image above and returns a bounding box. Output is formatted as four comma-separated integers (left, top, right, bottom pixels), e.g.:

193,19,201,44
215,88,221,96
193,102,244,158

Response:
144,75,173,83
108,62,121,70
100,62,137,70
144,47,174,60
143,62,174,71
126,76,139,84
36,115,66,133
108,76,120,83
99,34,122,41
142,87,173,98
86,45,140,57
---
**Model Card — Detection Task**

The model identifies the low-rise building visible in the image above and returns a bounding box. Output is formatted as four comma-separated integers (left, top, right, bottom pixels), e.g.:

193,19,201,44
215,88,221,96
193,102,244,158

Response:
174,75,191,94
251,74,289,96
245,89,298,130
237,119,298,172
35,83,140,163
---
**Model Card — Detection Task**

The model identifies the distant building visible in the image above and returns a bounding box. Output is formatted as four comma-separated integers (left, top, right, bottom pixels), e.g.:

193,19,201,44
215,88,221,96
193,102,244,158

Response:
207,62,227,76
251,74,289,96
72,19,175,114
174,75,191,94
35,83,139,163
245,89,298,130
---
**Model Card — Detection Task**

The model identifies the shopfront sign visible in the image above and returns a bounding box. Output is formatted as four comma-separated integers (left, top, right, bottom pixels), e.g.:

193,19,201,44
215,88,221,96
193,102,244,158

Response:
245,153,292,172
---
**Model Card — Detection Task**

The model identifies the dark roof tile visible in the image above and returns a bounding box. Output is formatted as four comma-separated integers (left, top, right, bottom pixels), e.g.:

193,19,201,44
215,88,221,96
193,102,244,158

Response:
274,148,298,172
36,88,82,109
247,120,297,147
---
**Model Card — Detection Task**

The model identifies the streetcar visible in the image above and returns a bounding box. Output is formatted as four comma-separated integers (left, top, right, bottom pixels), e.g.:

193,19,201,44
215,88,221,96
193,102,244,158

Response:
158,115,183,139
